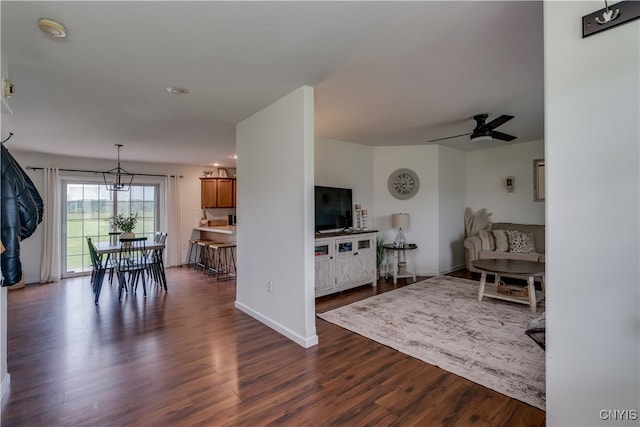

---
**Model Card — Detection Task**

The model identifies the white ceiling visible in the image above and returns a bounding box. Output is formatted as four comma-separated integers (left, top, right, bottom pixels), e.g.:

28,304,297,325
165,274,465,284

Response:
1,1,544,167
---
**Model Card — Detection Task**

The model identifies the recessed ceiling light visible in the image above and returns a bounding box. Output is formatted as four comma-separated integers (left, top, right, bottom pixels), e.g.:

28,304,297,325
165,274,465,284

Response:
38,18,67,38
166,87,189,95
213,163,220,167
231,155,238,159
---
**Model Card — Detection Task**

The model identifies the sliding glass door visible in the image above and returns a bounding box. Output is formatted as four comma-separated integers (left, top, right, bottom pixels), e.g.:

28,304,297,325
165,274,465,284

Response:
63,180,159,277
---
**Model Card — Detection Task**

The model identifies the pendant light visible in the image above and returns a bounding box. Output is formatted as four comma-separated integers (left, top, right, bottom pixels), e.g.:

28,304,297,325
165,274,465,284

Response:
103,144,134,191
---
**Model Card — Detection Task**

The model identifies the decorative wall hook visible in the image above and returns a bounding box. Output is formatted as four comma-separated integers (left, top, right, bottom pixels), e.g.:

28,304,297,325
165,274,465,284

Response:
595,1,620,24
583,1,640,38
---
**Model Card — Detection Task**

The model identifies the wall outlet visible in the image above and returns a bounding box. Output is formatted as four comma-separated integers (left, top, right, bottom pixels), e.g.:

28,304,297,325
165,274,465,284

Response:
267,280,273,293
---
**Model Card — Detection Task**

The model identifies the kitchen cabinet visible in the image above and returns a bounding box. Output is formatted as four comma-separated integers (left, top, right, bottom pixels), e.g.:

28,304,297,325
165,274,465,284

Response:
200,178,236,208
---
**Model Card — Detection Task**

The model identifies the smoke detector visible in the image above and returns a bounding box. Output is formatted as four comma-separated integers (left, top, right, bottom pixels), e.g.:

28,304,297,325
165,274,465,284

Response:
38,18,67,38
166,87,189,95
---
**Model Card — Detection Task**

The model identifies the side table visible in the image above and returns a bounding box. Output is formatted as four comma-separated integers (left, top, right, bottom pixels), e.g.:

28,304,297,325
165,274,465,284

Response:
383,243,418,284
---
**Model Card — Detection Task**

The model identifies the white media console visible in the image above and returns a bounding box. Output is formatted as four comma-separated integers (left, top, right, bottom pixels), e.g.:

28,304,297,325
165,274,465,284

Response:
314,230,377,297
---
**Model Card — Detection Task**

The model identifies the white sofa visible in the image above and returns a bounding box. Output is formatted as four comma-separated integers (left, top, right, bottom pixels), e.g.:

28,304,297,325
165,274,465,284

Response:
464,222,545,275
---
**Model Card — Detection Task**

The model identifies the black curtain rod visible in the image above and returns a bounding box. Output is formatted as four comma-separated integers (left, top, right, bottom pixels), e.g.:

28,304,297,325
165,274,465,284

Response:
25,166,183,178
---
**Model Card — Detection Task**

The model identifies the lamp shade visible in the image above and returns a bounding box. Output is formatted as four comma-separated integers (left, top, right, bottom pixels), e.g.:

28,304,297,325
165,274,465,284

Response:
391,213,410,229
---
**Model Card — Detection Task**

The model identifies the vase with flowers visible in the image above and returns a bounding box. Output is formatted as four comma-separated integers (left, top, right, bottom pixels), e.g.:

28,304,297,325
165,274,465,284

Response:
113,213,139,239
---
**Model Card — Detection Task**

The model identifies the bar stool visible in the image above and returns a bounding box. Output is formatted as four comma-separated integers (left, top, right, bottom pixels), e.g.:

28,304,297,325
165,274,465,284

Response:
206,242,221,278
187,239,202,268
195,240,215,272
209,242,237,281
202,241,224,277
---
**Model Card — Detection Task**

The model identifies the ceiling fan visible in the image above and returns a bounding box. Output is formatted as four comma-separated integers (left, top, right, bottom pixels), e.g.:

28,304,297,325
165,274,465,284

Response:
428,114,516,143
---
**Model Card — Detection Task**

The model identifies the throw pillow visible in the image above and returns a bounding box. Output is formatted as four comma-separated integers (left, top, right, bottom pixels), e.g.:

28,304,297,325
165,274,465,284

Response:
507,230,536,253
478,230,495,251
492,229,509,252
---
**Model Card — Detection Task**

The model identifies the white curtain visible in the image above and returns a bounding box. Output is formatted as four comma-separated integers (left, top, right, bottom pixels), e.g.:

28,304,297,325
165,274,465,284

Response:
40,167,61,283
166,175,181,267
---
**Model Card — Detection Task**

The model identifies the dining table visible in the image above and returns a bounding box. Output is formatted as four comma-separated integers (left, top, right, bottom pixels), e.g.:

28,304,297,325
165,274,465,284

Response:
92,238,167,303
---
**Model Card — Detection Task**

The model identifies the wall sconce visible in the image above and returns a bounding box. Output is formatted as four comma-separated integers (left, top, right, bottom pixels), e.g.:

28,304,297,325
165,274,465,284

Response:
505,176,515,193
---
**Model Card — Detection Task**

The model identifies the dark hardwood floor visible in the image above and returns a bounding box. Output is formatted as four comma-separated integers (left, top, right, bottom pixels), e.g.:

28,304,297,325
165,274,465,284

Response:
1,267,545,426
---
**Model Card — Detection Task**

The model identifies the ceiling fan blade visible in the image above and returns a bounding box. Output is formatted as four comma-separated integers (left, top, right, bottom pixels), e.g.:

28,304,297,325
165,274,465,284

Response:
427,132,471,143
491,131,517,141
485,115,514,130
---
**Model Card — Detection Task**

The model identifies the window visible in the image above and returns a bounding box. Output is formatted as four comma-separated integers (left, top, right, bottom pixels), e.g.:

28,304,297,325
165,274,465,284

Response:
63,181,159,276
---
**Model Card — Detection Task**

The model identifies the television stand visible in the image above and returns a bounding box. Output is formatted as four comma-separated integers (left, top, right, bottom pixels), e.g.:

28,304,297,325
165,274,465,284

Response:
314,230,377,297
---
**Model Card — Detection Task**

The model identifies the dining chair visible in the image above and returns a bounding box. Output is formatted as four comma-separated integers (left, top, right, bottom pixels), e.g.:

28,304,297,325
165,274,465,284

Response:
153,231,168,244
115,238,149,300
86,236,114,304
147,233,168,291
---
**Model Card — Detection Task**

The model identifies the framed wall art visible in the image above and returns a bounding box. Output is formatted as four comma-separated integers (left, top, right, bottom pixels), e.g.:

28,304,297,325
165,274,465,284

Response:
533,158,545,202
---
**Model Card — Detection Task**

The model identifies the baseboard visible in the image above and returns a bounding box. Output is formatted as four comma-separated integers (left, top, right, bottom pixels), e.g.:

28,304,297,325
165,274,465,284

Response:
413,264,466,278
1,373,10,401
234,301,319,348
416,271,440,278
438,263,466,275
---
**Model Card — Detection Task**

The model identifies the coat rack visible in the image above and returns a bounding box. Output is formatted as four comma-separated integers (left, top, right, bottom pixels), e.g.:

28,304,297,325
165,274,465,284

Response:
582,1,640,38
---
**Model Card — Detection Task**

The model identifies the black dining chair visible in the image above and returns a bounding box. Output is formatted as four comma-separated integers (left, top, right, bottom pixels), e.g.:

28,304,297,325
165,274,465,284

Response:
86,236,114,304
115,238,149,300
147,232,168,290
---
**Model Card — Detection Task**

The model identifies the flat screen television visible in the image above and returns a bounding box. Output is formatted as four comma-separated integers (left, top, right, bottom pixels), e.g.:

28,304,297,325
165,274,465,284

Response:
314,186,353,232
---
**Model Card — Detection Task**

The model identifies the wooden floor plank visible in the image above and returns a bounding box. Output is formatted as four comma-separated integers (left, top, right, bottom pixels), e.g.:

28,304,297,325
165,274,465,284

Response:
1,267,545,426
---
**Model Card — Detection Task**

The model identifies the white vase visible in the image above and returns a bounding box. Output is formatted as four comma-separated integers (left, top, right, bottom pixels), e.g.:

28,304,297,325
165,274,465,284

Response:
120,231,135,240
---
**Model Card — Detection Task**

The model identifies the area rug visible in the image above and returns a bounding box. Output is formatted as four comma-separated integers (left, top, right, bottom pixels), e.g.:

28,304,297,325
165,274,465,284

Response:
317,276,545,410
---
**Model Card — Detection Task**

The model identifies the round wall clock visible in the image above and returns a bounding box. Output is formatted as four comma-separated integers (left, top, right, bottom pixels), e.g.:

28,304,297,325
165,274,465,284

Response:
387,168,420,200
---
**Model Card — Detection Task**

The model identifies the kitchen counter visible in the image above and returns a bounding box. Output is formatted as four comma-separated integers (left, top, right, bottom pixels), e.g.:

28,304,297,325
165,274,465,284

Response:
194,225,237,235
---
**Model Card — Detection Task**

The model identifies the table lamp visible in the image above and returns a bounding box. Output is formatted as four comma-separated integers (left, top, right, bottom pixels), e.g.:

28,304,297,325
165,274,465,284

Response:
391,213,409,247
391,213,410,274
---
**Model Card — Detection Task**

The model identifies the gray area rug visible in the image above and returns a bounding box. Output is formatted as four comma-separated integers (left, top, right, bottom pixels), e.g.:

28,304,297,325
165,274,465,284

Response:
317,276,546,410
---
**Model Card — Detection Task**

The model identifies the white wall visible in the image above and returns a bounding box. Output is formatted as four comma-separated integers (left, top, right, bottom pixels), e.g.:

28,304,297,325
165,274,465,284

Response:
438,146,466,273
235,86,317,348
1,44,10,399
315,138,374,227
7,149,213,283
466,139,545,224
373,145,441,276
545,2,639,425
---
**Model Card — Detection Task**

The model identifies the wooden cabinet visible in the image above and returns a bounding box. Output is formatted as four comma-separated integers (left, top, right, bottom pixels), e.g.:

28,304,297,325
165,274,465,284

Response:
315,232,376,297
200,178,236,208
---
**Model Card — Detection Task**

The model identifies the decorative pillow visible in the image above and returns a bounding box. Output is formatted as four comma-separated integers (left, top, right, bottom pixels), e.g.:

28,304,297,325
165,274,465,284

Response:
492,229,509,252
478,230,495,251
507,230,536,253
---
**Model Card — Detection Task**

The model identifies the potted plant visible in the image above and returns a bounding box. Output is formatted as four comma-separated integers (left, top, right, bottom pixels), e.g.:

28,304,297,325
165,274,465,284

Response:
113,213,139,239
376,232,386,279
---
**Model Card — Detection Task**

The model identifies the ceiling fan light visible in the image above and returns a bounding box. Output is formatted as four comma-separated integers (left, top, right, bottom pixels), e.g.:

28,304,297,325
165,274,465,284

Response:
471,135,492,142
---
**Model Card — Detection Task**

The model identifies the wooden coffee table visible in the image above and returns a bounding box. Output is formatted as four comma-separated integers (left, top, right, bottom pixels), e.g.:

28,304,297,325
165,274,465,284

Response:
472,259,545,312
